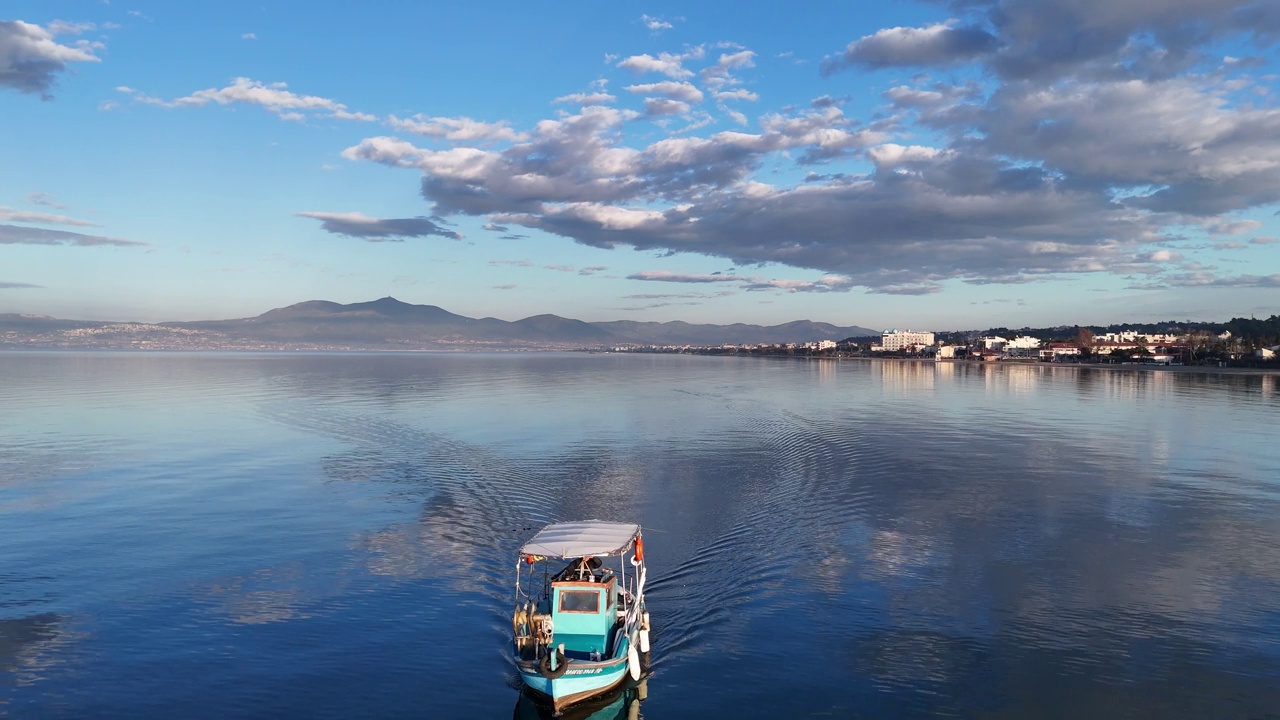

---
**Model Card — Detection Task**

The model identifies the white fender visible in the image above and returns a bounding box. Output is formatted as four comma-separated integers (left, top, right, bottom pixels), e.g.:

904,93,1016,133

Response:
627,644,641,680
639,628,650,653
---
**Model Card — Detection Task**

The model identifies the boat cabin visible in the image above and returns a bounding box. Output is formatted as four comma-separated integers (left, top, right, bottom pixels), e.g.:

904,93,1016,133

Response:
548,562,619,659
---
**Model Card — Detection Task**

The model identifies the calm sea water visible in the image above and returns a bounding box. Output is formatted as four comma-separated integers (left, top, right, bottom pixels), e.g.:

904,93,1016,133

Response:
2,352,1279,719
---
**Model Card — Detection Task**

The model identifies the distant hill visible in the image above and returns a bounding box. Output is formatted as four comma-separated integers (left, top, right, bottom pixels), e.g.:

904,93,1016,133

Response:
0,314,113,333
593,318,872,345
0,297,878,350
177,297,483,346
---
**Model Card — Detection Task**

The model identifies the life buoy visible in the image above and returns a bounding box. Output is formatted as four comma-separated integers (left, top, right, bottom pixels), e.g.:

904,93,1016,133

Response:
538,649,568,680
634,536,644,563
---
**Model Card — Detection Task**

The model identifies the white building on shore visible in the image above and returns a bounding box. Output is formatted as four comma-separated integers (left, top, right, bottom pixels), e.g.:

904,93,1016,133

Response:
1098,331,1184,344
978,335,1041,350
1006,335,1042,349
879,329,935,351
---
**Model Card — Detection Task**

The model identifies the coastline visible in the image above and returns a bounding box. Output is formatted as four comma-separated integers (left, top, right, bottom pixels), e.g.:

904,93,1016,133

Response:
1,347,1277,376
822,355,1280,376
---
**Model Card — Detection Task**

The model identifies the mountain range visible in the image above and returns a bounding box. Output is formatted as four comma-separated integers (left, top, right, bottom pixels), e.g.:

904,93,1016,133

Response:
0,297,877,350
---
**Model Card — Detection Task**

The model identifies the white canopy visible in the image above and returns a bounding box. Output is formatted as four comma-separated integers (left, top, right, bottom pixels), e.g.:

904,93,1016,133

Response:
520,521,640,559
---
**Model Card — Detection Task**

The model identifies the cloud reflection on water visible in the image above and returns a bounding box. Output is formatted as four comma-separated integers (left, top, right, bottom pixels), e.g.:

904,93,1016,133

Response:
2,354,1278,718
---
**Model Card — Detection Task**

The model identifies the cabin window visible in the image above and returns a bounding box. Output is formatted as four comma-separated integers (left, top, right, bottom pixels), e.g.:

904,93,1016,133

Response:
558,590,600,613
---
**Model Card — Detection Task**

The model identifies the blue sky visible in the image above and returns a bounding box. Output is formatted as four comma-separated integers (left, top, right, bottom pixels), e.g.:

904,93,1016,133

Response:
2,1,1279,329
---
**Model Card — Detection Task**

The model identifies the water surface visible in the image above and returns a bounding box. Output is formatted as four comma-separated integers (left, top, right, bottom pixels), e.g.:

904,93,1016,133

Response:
2,352,1279,718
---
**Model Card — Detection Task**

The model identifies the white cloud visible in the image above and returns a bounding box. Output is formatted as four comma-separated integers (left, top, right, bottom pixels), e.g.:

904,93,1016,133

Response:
701,50,755,89
643,98,691,116
617,51,698,79
714,89,759,102
553,91,616,105
331,108,377,122
867,143,946,168
883,83,978,112
120,77,377,122
341,136,434,168
387,114,526,142
517,203,667,231
241,32,257,40
759,106,888,162
1138,249,1183,262
0,20,101,96
640,15,673,32
624,81,704,103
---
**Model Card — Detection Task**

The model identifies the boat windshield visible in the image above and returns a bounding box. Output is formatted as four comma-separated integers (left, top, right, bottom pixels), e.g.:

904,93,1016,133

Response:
558,591,600,613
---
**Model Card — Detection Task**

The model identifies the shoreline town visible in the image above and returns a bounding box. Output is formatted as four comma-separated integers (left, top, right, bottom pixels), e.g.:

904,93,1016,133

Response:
611,328,1280,374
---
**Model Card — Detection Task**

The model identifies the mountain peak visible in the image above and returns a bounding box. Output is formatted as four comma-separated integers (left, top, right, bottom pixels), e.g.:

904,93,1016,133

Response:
345,297,460,320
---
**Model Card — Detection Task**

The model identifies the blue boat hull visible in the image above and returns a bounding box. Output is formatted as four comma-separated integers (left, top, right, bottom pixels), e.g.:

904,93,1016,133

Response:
516,638,633,712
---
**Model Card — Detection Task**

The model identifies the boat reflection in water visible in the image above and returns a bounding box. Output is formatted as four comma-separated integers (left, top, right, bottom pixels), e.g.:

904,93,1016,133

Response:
513,675,649,720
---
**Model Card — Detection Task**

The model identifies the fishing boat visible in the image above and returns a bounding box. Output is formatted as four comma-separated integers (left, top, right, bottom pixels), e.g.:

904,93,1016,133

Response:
512,521,650,713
